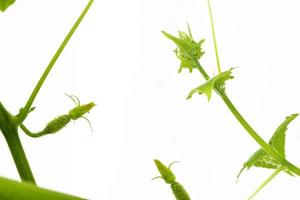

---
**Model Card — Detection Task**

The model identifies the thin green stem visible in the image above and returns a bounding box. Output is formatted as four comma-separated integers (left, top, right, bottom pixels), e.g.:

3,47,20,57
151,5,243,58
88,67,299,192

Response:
0,103,36,184
0,176,85,200
20,124,44,138
207,0,221,74
16,0,94,124
194,2,300,175
215,83,300,175
194,63,300,176
218,89,282,161
247,166,284,200
0,0,93,184
195,60,210,81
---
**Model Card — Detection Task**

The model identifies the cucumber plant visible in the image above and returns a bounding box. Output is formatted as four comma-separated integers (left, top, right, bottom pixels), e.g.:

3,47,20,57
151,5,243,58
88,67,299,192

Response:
0,0,94,198
159,0,300,199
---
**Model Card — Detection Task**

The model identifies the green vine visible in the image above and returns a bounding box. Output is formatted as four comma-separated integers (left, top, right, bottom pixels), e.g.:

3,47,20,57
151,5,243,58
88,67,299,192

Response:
0,0,94,198
161,0,300,199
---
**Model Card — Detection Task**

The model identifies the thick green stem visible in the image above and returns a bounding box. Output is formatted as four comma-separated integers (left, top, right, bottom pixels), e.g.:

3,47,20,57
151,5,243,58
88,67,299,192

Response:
16,0,94,124
0,176,85,200
247,166,284,200
0,103,36,184
4,130,36,184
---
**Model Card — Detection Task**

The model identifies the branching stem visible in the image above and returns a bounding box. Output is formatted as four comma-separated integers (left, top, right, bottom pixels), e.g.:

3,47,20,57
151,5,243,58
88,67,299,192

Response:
16,0,94,124
0,0,94,184
0,103,36,184
189,0,300,176
194,62,300,176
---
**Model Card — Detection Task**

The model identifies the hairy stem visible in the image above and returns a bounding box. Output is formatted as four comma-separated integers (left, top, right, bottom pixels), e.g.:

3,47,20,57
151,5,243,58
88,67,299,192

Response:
0,176,85,200
247,166,283,200
0,103,36,184
16,0,94,124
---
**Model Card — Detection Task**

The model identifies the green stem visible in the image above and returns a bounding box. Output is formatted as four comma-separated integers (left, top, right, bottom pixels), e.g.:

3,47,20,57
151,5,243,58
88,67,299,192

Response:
247,166,283,200
216,85,300,175
0,103,36,184
0,176,85,200
207,0,221,74
202,0,295,171
16,0,94,124
20,124,44,138
205,0,300,177
195,60,210,81
4,130,36,184
218,89,282,161
194,62,300,176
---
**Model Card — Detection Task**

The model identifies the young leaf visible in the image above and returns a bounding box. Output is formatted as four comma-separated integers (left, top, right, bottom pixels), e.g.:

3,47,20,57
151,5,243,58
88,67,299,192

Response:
237,113,298,179
187,68,234,101
269,113,298,157
0,0,15,12
162,25,205,73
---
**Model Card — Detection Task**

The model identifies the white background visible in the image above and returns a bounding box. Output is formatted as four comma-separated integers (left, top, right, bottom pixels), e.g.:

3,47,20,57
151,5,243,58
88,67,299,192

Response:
1,0,300,199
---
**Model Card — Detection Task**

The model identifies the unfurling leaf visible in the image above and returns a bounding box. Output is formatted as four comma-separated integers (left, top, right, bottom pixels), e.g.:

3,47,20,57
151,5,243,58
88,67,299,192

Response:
237,114,298,179
0,0,15,12
162,25,205,73
187,68,234,101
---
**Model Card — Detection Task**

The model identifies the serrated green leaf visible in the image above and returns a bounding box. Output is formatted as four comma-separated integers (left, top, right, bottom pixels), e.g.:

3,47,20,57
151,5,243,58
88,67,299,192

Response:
162,25,205,73
237,114,298,179
187,68,234,101
269,113,298,157
0,0,15,12
237,149,280,179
